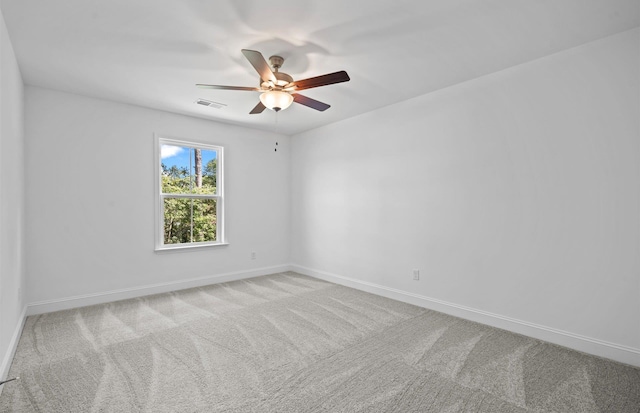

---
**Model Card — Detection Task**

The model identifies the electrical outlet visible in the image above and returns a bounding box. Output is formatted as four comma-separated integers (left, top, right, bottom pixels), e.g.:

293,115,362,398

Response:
251,252,256,260
413,269,420,280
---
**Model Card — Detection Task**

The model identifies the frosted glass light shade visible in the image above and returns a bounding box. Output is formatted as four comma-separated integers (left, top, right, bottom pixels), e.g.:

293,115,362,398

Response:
259,91,293,112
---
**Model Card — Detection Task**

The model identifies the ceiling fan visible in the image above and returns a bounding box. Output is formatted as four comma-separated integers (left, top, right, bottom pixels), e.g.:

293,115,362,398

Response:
197,49,350,114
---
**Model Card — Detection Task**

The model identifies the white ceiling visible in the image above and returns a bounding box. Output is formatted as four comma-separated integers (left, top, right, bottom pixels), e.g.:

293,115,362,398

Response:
2,0,638,135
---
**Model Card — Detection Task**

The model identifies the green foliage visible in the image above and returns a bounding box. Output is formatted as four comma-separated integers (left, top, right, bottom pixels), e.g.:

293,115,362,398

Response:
161,162,217,244
204,159,217,188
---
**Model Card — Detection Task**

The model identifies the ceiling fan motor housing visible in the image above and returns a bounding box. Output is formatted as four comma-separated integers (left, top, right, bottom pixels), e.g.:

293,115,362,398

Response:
261,71,293,89
275,72,293,85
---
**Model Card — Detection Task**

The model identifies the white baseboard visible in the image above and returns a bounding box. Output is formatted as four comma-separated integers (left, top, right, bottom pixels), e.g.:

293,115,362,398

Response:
0,305,27,396
291,264,640,367
26,264,293,316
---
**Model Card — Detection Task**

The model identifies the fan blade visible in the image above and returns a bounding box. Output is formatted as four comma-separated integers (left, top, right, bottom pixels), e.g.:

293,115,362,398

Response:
289,71,350,91
196,84,260,91
241,49,277,83
250,101,266,114
292,94,330,111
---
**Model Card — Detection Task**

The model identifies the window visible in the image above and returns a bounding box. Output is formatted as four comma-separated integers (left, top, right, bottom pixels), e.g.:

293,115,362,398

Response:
155,136,224,250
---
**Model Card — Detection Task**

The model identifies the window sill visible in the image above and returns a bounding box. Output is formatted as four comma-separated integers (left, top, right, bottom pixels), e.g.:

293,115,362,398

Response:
155,242,229,253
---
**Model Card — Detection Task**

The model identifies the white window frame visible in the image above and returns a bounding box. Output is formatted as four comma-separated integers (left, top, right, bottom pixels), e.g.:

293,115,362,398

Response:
154,135,226,251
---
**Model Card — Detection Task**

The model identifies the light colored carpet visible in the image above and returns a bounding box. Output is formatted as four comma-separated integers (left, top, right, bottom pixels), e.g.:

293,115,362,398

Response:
1,272,639,412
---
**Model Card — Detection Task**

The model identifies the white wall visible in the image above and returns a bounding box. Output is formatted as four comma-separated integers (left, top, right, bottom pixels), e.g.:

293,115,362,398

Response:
291,29,640,364
25,87,290,306
0,8,25,380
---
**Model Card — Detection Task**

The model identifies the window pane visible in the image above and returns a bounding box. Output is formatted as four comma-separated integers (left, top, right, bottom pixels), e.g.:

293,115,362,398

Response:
161,145,217,195
192,198,217,242
161,145,191,194
163,198,217,244
197,149,217,195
